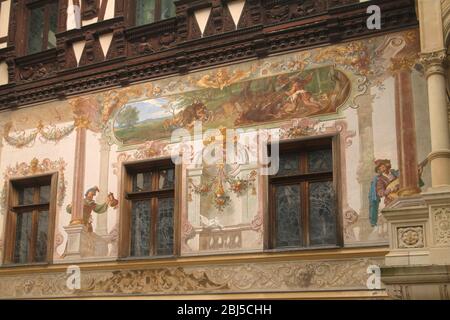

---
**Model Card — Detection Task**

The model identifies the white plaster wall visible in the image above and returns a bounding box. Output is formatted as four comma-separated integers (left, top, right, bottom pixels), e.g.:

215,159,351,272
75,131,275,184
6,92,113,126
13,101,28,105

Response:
0,62,8,86
0,0,11,39
194,7,211,36
84,130,101,232
343,107,362,215
99,33,113,57
227,0,245,27
67,1,81,30
72,41,85,66
104,0,115,20
372,77,398,168
108,143,119,235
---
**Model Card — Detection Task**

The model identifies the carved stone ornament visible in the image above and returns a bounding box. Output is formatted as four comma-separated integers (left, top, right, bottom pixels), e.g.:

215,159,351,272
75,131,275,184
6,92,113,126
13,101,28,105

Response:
419,50,448,77
433,207,450,246
397,226,424,249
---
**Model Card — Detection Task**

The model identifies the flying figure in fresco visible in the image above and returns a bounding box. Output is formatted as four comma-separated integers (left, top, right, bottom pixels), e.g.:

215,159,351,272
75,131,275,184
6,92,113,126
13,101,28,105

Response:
66,186,118,233
285,73,321,112
369,159,425,227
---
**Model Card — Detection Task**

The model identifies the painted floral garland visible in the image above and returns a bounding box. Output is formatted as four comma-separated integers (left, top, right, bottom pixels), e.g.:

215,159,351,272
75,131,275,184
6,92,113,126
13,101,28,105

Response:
3,121,75,149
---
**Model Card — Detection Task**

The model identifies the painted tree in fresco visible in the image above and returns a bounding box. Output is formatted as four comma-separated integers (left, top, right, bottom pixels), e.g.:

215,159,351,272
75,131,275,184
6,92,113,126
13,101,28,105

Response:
116,106,140,128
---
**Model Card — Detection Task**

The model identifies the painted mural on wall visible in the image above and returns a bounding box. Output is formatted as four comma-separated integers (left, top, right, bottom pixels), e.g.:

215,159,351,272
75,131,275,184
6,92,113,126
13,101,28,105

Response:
113,66,351,144
0,28,432,263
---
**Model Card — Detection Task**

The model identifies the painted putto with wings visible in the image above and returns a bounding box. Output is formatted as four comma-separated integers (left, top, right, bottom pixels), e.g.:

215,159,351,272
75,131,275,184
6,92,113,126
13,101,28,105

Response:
196,68,251,90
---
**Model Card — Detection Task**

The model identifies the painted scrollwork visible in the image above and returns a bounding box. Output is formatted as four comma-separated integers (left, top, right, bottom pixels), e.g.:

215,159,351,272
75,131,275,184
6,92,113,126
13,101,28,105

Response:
1,158,68,214
0,257,383,298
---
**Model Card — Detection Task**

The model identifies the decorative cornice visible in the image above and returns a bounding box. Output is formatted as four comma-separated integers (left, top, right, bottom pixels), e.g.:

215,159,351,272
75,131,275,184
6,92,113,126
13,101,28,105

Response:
0,0,418,110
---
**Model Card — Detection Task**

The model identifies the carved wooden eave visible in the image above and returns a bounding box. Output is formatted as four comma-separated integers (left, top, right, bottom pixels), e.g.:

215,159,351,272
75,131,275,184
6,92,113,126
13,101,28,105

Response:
0,0,418,110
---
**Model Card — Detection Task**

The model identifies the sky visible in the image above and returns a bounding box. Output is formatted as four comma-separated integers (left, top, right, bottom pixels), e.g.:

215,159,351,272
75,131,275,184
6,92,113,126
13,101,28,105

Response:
123,97,175,122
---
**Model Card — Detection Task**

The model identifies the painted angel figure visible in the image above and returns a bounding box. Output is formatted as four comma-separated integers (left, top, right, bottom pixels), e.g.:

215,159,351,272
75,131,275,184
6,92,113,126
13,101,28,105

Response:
66,186,118,232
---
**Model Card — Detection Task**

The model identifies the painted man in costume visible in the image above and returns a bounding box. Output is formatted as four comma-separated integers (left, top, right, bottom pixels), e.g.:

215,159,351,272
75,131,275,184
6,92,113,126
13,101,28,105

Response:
369,159,400,227
369,159,424,227
66,186,118,232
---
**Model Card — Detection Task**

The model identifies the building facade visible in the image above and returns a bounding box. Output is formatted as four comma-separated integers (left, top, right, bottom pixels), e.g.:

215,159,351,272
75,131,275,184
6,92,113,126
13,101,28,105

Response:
0,0,448,299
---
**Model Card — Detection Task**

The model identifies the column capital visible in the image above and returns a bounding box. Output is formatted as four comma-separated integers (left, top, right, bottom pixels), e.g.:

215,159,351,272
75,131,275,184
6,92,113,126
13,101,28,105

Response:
74,116,91,129
390,56,416,73
420,50,449,78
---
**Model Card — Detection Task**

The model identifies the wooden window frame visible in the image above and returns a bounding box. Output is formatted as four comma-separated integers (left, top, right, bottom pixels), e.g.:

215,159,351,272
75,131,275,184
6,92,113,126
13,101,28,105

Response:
118,158,181,259
24,0,58,55
3,172,58,265
266,135,343,251
128,0,175,26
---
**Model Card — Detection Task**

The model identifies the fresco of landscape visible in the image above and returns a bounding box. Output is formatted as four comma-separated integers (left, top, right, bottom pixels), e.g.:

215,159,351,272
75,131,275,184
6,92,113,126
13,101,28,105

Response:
113,66,351,144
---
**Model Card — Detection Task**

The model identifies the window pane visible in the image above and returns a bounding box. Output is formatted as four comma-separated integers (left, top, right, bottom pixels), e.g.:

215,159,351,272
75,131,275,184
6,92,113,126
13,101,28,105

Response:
132,172,152,192
14,212,33,263
40,185,51,203
130,200,151,257
47,2,58,49
156,197,174,255
18,187,35,205
276,154,300,177
161,0,176,19
35,210,49,262
136,0,156,26
308,149,332,173
158,169,174,190
27,6,45,54
275,185,302,248
309,181,336,246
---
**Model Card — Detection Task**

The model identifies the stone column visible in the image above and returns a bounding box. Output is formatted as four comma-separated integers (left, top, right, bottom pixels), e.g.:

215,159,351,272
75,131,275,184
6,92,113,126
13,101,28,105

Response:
421,50,450,187
95,135,110,236
391,58,421,197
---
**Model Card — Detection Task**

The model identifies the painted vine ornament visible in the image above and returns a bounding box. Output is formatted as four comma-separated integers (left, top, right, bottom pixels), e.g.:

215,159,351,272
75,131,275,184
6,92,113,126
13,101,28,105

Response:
2,121,75,148
188,169,257,211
